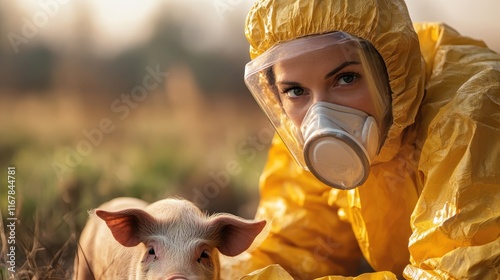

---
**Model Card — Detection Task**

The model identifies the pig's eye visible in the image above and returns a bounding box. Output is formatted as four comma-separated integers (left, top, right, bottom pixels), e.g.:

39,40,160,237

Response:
197,250,212,268
143,246,157,262
200,250,210,259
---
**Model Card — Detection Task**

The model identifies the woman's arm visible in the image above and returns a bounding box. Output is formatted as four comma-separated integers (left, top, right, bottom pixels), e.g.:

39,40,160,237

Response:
221,134,363,279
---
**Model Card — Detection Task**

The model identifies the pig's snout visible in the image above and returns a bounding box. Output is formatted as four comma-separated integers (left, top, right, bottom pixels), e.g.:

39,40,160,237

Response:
165,275,189,280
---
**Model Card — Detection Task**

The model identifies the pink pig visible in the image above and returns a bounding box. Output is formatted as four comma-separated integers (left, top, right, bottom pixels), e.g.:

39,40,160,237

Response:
73,197,266,280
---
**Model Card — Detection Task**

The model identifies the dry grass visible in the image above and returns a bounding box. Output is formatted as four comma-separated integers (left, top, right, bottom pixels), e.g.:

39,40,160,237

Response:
1,206,76,279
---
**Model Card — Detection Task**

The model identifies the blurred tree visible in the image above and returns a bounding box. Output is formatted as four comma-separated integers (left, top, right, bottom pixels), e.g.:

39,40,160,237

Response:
0,0,252,101
186,52,249,99
12,45,55,91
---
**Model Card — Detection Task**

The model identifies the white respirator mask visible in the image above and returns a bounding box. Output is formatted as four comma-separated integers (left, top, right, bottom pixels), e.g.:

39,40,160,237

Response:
300,102,379,189
244,32,392,189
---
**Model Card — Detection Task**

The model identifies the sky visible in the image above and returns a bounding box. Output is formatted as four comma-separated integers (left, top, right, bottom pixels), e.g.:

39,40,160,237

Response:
7,0,255,56
5,0,500,55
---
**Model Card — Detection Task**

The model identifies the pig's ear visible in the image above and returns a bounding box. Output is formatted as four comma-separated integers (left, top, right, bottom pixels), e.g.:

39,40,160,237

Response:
96,209,155,247
209,215,266,257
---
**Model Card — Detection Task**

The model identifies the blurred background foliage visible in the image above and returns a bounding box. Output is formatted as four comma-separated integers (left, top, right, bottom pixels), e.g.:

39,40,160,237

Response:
0,0,499,278
0,1,271,278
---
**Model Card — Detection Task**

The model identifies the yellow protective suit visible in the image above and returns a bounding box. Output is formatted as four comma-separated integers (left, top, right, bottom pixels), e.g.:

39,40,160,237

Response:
221,0,500,279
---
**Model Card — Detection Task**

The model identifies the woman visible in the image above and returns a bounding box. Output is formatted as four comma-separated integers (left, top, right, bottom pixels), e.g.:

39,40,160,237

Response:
222,0,500,279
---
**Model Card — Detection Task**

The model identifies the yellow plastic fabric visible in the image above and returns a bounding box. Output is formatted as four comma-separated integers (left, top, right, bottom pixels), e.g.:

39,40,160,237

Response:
221,0,500,279
239,265,294,280
239,264,396,280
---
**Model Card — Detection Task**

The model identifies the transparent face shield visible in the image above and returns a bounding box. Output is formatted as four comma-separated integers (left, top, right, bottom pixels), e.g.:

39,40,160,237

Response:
244,32,392,189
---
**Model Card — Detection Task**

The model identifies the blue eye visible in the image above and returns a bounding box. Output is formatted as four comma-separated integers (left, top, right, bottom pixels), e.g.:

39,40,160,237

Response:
336,73,359,85
284,87,305,98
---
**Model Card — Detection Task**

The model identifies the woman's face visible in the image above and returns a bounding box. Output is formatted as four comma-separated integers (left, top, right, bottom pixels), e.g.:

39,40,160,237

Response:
273,44,378,127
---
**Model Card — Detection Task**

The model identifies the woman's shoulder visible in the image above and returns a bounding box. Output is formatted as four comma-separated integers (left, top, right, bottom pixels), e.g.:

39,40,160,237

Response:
413,22,500,77
415,22,500,128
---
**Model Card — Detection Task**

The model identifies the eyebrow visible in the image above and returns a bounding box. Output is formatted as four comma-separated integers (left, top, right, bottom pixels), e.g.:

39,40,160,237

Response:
275,81,302,87
324,61,360,79
276,60,361,86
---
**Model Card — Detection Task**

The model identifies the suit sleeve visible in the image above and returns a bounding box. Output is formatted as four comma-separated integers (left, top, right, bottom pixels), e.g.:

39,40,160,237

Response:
404,25,500,279
221,135,364,279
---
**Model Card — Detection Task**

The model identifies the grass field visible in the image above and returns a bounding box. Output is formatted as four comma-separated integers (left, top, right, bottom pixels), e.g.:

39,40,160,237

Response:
0,68,272,279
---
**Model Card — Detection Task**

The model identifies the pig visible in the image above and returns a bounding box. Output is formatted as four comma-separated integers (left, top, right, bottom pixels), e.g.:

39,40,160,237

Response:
73,197,266,280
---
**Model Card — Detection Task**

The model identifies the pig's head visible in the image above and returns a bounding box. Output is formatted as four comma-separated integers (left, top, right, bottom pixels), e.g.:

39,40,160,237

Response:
95,198,266,280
